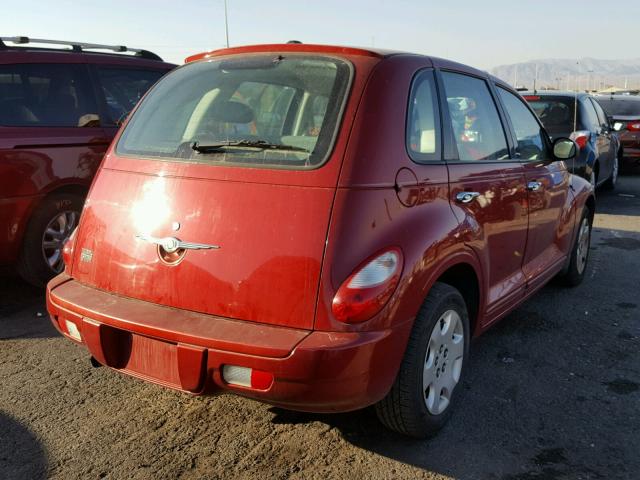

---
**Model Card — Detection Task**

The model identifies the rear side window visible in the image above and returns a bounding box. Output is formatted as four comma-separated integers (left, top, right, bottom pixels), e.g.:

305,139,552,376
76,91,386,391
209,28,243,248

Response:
117,55,352,169
526,97,576,136
440,72,509,161
407,70,440,162
582,99,600,130
96,67,167,125
497,88,549,160
0,64,99,127
589,98,609,128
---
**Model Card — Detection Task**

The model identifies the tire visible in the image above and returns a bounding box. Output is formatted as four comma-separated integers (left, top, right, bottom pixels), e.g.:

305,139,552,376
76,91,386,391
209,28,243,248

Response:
16,193,83,287
602,155,619,191
375,282,470,438
561,206,592,287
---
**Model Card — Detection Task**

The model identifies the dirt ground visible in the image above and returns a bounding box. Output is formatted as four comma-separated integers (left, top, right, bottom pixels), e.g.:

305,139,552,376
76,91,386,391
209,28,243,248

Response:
1,175,639,480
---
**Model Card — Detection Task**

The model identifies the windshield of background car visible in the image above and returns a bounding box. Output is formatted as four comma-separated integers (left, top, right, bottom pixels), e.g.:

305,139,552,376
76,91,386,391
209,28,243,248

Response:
595,97,640,116
525,97,576,135
116,55,352,169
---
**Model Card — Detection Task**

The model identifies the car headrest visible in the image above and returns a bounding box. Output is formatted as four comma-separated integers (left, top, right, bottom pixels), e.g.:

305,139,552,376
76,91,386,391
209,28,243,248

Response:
210,101,254,124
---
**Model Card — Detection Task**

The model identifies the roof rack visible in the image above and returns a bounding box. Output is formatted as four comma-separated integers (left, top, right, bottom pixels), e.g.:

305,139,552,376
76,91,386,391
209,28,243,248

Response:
0,36,163,61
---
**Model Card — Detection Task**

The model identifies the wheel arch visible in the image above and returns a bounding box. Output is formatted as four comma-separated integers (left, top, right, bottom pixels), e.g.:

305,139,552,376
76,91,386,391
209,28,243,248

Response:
420,251,484,337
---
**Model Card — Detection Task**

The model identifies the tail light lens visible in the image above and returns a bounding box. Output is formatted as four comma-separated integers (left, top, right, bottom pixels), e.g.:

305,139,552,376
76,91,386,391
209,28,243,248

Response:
62,227,78,273
627,122,640,132
570,130,591,150
332,248,403,323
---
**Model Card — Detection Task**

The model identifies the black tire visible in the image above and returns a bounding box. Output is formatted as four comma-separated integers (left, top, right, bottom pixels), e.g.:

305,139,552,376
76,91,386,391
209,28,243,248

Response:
16,193,83,287
375,282,470,438
561,206,592,287
602,155,619,191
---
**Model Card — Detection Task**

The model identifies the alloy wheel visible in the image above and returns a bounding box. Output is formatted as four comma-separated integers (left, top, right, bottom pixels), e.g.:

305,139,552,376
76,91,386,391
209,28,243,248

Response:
41,210,78,273
423,310,464,415
575,217,591,275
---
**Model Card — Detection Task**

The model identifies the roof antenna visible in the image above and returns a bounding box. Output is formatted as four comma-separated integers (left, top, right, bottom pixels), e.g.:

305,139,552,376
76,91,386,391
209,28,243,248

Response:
224,0,230,48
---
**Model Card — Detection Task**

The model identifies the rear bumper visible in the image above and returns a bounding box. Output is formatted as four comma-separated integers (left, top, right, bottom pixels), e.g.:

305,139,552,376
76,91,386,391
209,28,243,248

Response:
46,274,413,413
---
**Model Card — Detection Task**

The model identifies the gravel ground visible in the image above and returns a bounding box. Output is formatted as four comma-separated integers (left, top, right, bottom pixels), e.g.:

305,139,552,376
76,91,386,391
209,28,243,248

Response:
1,175,639,480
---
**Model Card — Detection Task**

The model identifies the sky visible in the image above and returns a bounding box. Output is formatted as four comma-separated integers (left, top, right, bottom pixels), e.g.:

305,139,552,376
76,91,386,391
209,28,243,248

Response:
2,0,638,69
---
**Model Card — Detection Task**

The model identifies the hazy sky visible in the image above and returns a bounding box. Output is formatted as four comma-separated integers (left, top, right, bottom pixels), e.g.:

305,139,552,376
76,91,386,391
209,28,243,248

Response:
2,0,637,68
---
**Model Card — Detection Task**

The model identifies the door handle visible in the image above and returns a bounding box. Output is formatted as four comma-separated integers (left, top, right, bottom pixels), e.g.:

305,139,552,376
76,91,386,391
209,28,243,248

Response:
527,181,542,191
455,191,480,203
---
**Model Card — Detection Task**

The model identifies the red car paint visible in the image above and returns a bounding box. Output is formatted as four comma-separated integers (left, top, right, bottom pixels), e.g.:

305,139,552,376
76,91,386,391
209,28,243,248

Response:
0,46,174,269
46,44,594,413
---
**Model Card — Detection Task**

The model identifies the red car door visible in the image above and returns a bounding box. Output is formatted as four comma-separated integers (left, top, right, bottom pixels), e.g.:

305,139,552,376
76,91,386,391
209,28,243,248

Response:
439,71,529,325
496,87,572,290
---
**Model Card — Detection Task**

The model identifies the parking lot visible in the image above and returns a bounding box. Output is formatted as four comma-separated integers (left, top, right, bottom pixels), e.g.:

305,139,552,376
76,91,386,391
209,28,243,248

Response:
1,174,638,480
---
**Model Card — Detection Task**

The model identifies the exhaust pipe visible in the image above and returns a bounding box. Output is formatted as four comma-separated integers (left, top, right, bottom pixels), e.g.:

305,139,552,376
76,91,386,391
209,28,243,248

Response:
90,356,102,368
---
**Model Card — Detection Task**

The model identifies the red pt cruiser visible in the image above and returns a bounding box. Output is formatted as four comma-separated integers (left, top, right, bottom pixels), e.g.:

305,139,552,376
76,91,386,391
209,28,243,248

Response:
47,43,594,437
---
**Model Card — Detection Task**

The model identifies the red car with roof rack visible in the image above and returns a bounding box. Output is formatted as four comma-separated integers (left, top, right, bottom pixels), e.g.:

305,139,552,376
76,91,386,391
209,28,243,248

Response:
46,42,594,438
0,36,174,286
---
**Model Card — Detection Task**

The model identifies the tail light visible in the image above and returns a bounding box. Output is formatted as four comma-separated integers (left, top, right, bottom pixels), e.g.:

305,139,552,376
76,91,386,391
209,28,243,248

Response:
332,248,403,323
627,122,640,132
523,95,540,101
62,227,78,273
570,130,591,150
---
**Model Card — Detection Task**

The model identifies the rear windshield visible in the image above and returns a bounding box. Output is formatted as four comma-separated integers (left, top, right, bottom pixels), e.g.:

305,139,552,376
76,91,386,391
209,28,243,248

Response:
116,55,352,169
525,97,576,135
595,97,640,117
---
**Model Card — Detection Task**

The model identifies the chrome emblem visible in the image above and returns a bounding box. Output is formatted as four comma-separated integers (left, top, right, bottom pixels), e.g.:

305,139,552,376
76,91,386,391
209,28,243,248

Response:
135,234,220,253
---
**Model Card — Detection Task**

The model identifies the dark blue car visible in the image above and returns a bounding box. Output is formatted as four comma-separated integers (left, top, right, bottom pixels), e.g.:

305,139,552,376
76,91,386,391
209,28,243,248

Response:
524,92,620,189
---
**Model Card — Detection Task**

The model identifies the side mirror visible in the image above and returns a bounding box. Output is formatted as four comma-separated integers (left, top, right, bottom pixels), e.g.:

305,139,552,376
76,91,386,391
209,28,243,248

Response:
553,137,577,160
613,122,624,132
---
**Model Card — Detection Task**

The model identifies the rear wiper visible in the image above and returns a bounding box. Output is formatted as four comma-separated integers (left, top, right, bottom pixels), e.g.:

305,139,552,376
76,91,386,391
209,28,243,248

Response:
191,140,310,154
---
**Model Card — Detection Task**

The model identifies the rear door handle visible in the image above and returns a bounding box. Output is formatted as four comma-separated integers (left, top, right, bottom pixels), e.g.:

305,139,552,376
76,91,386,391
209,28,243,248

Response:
455,191,480,203
527,181,542,191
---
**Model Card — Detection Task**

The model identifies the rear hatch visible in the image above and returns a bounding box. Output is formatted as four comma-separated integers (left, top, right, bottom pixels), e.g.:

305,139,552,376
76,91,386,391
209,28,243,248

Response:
70,53,358,329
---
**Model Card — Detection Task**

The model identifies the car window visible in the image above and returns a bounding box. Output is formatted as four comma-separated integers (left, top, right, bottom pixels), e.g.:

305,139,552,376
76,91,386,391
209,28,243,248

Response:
406,70,440,161
589,98,609,129
582,99,600,131
497,88,548,160
117,55,352,169
595,97,640,116
96,67,166,125
0,64,99,127
440,72,509,161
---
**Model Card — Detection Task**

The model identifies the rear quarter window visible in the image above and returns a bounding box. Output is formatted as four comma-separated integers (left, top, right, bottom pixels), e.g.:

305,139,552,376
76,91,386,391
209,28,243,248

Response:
116,55,352,169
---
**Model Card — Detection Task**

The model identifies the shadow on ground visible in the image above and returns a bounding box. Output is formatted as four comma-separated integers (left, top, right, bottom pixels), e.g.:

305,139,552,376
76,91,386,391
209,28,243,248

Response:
0,272,56,340
0,412,48,480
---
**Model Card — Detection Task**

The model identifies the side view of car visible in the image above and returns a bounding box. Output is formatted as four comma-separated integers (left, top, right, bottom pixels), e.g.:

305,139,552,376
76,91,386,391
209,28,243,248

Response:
0,36,175,286
594,94,640,170
524,92,620,189
46,43,595,438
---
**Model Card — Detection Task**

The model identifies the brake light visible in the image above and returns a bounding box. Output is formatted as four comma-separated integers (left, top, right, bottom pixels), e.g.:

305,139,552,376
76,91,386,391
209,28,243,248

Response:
627,122,640,131
332,248,403,323
62,227,78,272
523,95,540,101
570,130,591,150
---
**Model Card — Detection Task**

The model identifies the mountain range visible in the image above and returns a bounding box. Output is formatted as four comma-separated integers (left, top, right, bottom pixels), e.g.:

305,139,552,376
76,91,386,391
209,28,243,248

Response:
490,58,640,91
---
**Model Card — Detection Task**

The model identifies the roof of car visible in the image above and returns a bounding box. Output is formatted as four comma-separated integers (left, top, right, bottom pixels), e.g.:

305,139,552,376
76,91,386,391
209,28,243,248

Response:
185,43,497,80
0,36,175,68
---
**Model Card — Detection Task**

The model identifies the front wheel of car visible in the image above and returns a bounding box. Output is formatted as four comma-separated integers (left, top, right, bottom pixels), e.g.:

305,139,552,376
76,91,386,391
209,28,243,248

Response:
603,155,619,190
16,193,83,287
561,207,592,287
375,282,470,438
